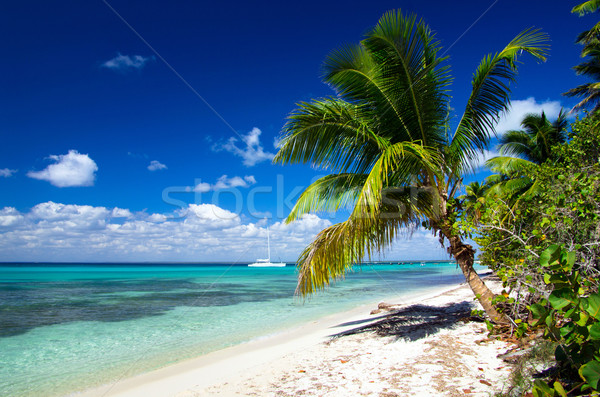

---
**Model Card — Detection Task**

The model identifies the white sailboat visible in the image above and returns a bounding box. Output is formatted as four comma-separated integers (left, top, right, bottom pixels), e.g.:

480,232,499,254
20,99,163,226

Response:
248,224,286,267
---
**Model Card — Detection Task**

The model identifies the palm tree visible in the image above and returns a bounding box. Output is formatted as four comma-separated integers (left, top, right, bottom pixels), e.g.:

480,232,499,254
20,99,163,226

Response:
485,110,567,201
565,1,600,112
273,10,548,323
462,181,487,223
498,111,567,163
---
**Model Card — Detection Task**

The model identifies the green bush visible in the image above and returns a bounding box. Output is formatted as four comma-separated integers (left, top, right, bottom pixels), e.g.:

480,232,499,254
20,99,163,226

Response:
458,112,600,394
461,112,600,321
530,245,600,395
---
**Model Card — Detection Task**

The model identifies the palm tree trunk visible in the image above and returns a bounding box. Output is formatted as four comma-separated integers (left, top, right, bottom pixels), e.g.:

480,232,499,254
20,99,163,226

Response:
443,231,508,324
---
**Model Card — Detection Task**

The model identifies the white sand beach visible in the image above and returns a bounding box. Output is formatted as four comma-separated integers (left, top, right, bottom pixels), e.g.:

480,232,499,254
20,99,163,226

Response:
77,278,512,397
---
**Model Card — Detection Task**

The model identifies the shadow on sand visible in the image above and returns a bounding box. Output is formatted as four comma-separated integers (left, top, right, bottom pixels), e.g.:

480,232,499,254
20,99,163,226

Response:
331,301,480,342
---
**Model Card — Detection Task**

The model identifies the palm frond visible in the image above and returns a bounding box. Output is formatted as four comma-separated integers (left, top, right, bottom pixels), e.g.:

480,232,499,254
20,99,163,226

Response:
296,186,436,295
577,22,600,47
485,174,533,198
573,56,600,79
322,10,451,147
286,173,367,222
572,0,600,16
552,109,569,138
274,98,387,174
361,10,451,147
498,130,533,159
564,82,600,112
486,156,536,175
448,28,549,173
465,181,485,198
349,141,442,221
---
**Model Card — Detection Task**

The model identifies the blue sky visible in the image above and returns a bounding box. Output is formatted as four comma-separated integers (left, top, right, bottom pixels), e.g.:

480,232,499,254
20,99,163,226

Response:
0,1,590,262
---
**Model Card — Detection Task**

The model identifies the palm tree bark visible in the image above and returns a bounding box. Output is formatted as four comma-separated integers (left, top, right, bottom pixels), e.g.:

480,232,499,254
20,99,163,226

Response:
442,229,508,324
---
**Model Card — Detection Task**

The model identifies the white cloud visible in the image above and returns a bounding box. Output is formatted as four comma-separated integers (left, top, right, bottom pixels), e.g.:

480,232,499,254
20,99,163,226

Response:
271,214,332,235
0,207,24,227
30,201,109,222
213,127,275,166
101,53,154,71
184,204,241,226
495,97,562,135
146,213,167,223
193,182,211,193
0,168,17,177
148,160,167,171
214,175,255,189
0,200,460,262
27,150,98,187
193,175,257,192
111,208,133,218
0,202,338,262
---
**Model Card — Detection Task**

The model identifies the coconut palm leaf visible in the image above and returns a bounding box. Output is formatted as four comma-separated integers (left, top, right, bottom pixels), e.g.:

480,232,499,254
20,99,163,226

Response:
565,82,600,113
485,174,542,207
498,130,533,159
485,110,568,207
486,156,536,176
462,181,487,222
360,11,451,146
449,29,549,174
286,173,367,222
273,98,386,174
567,1,600,112
349,140,442,221
576,25,600,50
296,186,436,295
572,0,600,15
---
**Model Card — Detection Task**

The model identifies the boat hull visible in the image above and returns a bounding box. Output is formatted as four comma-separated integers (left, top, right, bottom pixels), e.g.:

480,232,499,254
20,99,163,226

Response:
248,262,286,267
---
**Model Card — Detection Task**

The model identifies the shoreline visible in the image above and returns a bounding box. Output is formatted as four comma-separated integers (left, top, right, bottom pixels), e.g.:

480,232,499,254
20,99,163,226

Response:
76,272,508,397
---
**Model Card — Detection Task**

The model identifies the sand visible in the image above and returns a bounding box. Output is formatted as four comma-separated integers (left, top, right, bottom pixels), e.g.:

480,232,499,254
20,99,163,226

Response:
77,278,512,397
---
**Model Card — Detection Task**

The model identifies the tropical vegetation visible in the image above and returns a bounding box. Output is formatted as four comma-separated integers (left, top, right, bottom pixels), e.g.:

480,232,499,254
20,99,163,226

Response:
274,9,548,323
467,112,600,395
485,110,567,206
565,1,600,112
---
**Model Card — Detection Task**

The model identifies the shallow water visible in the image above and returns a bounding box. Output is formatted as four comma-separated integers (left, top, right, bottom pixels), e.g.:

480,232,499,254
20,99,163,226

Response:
0,262,469,397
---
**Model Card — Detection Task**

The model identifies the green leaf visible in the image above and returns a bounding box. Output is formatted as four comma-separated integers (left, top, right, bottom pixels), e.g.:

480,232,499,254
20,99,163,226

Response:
585,294,600,320
577,311,590,326
555,345,568,362
566,251,577,270
559,323,575,338
532,379,555,396
572,0,600,16
549,288,578,310
543,274,569,286
546,309,557,328
530,303,548,320
580,360,600,389
543,273,551,284
553,381,567,397
589,323,600,340
540,245,561,267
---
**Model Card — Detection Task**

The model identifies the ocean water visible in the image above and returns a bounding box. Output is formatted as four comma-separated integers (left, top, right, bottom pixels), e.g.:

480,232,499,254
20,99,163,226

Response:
0,262,471,397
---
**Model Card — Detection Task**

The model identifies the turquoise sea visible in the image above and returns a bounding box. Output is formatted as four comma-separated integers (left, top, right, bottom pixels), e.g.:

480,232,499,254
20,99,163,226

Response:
0,262,472,397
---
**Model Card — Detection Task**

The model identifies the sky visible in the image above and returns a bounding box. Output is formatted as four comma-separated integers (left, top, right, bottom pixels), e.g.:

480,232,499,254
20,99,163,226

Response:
0,0,591,262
